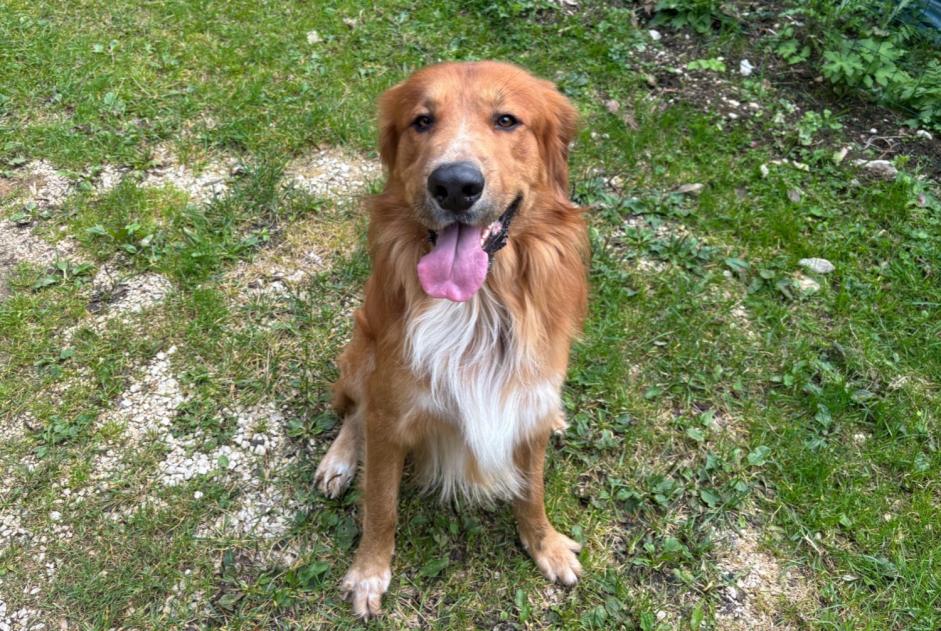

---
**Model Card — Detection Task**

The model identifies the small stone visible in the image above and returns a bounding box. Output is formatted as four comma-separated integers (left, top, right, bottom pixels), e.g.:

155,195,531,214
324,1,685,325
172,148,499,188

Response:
915,129,933,141
759,164,770,178
194,491,204,500
795,274,820,293
787,188,802,203
869,128,878,134
853,159,897,180
648,29,662,41
306,30,322,44
727,112,739,120
739,59,754,76
747,101,761,111
798,258,835,274
604,99,620,114
674,183,704,195
832,146,849,164
49,511,62,522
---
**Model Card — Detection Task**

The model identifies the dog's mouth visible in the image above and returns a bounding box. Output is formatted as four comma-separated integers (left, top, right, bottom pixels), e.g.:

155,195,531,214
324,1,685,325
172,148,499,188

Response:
417,196,521,302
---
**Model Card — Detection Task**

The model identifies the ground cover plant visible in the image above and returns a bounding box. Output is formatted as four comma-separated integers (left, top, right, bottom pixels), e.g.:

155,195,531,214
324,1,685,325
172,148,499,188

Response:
1,1,939,629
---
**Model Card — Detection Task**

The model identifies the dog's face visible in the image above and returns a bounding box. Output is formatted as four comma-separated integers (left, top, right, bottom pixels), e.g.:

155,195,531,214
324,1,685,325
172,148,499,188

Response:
377,62,578,301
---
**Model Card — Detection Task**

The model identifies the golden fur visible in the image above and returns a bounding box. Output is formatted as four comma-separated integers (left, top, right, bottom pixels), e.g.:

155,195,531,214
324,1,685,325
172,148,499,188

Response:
314,61,589,617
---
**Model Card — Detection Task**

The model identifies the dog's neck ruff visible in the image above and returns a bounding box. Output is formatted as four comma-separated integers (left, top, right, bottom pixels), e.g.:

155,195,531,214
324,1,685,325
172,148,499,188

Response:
405,288,559,504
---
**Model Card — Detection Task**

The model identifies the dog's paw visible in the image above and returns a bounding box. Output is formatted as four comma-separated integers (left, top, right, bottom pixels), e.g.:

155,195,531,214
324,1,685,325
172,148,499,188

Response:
550,412,569,435
523,529,583,586
315,450,356,498
341,564,391,618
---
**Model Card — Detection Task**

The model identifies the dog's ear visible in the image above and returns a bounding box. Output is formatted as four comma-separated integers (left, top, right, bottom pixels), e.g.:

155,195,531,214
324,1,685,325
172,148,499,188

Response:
538,81,578,199
377,82,405,173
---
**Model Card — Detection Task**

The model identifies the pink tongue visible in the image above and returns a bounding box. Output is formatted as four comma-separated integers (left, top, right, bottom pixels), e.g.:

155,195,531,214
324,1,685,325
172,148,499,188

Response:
417,223,488,302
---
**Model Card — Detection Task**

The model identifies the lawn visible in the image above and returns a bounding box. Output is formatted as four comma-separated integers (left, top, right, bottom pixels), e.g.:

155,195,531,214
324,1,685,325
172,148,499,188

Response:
1,1,939,629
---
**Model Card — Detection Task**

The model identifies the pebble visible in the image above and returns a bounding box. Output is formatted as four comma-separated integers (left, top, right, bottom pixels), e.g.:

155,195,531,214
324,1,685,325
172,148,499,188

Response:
915,129,933,141
648,29,662,41
798,258,835,274
853,159,898,180
795,274,821,293
674,183,704,196
739,59,754,76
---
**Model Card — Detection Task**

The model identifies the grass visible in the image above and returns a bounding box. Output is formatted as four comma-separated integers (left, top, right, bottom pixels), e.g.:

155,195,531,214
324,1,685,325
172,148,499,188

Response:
1,1,940,629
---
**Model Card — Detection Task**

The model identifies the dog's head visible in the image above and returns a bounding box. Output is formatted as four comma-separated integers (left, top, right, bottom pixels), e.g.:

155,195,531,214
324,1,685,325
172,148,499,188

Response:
376,61,578,302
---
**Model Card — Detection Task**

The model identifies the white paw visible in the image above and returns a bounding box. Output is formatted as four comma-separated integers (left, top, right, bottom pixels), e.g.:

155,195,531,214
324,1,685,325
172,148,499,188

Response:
315,454,355,498
550,412,569,435
525,531,583,586
341,565,391,618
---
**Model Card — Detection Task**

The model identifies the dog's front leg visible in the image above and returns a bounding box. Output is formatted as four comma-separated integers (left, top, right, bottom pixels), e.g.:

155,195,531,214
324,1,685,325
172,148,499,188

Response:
513,428,582,586
341,408,405,618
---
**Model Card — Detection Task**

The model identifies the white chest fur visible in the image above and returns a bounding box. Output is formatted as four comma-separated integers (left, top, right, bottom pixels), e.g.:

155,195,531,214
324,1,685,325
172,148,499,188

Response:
405,290,560,502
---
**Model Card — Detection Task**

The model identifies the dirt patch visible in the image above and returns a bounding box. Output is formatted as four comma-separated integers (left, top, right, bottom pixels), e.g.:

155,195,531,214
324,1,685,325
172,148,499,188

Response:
223,213,361,301
284,147,381,200
714,526,816,630
632,16,940,177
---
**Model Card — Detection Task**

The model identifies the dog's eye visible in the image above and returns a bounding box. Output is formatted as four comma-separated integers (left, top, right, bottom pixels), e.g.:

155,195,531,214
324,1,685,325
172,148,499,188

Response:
495,114,519,130
412,114,434,132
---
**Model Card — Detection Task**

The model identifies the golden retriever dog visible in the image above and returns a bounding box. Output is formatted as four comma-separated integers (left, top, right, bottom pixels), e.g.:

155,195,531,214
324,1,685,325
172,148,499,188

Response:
314,61,588,617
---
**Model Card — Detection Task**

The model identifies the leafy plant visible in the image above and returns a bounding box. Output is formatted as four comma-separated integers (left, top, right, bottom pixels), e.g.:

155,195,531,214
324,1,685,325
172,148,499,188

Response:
796,109,843,145
686,57,727,72
650,0,735,33
771,0,941,130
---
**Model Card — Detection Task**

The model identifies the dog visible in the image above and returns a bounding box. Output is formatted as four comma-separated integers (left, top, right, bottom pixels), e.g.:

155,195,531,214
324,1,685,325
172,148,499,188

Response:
314,61,589,618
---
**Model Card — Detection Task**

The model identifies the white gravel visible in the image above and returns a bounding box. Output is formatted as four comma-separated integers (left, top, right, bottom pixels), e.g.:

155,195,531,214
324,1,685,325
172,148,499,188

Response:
1,160,73,211
715,527,814,630
0,221,83,299
95,349,301,539
284,148,381,200
98,346,186,450
92,164,131,195
92,269,173,318
141,144,237,203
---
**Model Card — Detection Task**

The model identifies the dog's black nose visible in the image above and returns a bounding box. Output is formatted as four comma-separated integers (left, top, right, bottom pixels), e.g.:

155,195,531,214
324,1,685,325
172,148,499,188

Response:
428,162,484,213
